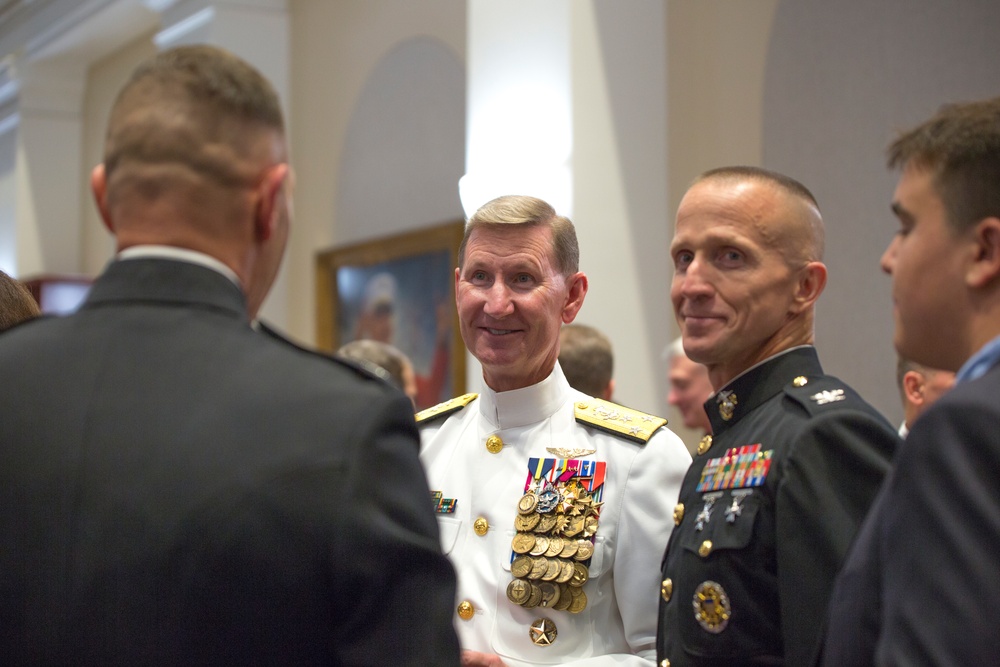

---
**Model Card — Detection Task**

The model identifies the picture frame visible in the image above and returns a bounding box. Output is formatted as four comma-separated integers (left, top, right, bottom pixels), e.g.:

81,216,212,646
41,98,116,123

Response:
316,220,466,411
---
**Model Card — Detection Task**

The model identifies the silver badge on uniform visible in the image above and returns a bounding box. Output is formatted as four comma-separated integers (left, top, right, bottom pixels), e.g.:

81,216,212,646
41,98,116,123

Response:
725,489,753,523
695,491,723,531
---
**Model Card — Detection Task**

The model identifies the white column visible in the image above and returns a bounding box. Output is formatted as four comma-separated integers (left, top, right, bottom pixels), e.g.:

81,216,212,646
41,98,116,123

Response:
462,0,670,414
461,0,573,217
0,57,86,277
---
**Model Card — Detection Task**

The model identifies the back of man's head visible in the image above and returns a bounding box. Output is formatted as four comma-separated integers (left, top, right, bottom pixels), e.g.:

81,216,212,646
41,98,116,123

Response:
95,46,291,319
888,96,1000,235
558,323,614,399
105,45,284,187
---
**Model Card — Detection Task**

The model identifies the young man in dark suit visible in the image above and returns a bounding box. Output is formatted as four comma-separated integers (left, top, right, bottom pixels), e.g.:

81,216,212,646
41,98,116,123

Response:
0,45,459,665
823,96,1000,665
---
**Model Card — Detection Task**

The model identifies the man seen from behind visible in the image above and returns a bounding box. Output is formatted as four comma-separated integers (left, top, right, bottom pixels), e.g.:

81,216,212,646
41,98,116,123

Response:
0,45,459,665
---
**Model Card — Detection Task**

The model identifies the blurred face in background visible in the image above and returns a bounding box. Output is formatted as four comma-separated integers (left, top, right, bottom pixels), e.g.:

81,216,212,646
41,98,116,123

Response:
667,354,714,433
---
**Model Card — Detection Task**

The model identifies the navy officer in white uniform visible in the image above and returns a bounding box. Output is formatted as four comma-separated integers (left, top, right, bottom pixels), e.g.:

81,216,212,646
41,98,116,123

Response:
418,195,691,666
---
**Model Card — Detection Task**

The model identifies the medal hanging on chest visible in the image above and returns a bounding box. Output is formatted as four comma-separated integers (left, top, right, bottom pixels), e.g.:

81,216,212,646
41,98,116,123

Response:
507,458,606,614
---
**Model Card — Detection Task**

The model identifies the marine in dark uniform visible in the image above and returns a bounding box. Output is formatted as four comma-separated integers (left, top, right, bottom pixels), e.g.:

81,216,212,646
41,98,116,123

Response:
656,167,899,666
657,347,897,665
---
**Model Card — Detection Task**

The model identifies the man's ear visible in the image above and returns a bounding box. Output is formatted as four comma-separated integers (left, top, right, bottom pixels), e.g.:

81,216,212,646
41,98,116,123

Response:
603,378,615,402
966,217,1000,288
561,272,589,324
253,163,290,241
90,164,114,234
790,261,827,313
903,370,924,406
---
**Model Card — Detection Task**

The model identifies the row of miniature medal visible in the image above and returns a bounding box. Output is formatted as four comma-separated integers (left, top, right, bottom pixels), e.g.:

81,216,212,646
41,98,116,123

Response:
507,479,600,616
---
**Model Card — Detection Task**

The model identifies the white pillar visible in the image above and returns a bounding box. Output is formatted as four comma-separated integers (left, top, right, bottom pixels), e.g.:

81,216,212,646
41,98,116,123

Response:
463,0,670,414
0,58,86,277
461,0,573,217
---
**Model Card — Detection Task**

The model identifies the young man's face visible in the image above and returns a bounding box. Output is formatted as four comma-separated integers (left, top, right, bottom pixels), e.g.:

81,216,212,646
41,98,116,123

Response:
881,165,973,372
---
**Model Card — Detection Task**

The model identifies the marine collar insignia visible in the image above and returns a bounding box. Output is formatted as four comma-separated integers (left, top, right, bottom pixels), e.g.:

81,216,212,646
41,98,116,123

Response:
717,390,738,421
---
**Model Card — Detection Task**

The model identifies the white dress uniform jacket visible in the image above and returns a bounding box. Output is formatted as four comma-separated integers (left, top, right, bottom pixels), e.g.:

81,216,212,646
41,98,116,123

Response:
419,363,691,666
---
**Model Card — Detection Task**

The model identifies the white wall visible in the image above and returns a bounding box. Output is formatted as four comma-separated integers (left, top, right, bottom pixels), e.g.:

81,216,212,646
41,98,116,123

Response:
763,0,1000,424
287,0,466,344
81,30,157,276
664,0,779,443
570,0,671,416
0,128,16,275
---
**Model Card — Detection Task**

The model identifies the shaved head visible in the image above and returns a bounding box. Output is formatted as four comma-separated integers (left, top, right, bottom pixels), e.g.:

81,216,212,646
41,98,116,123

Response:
695,166,825,267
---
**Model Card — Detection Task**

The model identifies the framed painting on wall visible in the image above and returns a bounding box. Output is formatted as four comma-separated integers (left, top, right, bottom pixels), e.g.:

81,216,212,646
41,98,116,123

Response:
316,220,465,411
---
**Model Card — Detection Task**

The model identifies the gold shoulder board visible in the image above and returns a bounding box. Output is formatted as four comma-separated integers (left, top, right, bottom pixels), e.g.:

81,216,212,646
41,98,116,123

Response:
574,397,667,444
415,393,479,424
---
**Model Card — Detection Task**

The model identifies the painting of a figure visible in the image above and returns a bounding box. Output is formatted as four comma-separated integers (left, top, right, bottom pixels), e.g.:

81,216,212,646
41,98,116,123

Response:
316,221,464,411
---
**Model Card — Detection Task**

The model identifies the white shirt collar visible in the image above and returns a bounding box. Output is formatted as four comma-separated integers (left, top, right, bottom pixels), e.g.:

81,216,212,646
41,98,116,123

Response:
117,245,241,288
478,362,570,431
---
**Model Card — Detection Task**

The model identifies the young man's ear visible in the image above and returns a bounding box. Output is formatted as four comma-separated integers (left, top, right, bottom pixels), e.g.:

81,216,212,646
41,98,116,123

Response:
254,163,290,241
967,217,1000,288
903,370,924,406
90,165,114,234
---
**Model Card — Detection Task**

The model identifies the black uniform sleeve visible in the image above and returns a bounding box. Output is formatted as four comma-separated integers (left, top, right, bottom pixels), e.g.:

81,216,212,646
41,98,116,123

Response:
775,408,897,666
332,391,462,665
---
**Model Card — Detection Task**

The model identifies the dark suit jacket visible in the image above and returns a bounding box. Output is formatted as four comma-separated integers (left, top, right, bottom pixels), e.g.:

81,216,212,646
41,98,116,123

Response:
0,258,460,666
657,347,899,667
822,362,1000,665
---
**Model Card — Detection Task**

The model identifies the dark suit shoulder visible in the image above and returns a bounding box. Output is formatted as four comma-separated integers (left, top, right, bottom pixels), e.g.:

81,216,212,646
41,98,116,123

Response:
781,375,883,420
0,313,50,336
255,322,391,386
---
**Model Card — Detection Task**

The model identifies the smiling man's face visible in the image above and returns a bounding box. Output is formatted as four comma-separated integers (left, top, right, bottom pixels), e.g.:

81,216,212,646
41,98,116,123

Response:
670,177,819,386
456,224,586,392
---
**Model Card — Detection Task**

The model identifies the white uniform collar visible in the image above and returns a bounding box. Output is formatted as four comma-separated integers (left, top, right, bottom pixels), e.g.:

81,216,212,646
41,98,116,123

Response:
117,245,241,288
478,362,571,431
